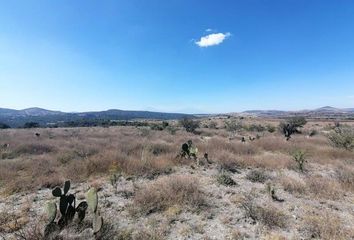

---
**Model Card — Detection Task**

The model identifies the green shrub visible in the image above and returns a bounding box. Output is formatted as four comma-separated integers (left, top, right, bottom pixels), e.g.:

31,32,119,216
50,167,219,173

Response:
246,124,266,132
291,149,307,172
266,125,276,133
225,120,243,132
327,127,354,151
179,118,200,133
279,116,307,140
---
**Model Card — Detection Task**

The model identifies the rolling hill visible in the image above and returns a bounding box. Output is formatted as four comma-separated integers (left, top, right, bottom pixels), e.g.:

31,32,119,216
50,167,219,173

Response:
0,107,192,128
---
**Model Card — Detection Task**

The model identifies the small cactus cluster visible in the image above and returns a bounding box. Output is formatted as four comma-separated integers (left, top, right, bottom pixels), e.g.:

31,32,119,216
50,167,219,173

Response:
44,180,103,238
52,180,77,227
266,182,284,202
179,140,198,160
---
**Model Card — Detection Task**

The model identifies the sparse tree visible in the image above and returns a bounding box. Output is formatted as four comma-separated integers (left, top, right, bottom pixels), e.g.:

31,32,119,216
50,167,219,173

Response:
279,116,307,140
0,122,10,129
23,122,40,128
179,118,200,133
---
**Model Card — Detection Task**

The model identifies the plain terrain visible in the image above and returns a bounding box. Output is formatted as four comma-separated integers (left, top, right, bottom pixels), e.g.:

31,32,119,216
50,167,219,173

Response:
0,117,354,240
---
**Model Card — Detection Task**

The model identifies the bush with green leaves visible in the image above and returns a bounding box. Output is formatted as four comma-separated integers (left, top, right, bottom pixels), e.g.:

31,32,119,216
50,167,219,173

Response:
327,126,354,151
246,124,266,132
266,124,276,133
291,149,307,172
279,116,307,140
179,118,200,133
225,119,243,133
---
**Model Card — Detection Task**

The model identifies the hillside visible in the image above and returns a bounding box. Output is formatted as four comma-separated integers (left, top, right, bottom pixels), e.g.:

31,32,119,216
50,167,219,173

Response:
242,106,354,119
0,108,192,128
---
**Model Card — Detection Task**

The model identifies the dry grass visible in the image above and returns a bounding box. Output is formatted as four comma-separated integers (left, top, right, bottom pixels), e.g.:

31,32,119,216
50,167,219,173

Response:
306,175,342,200
0,207,29,236
246,169,271,183
1,118,354,239
239,193,288,229
279,176,306,195
1,119,353,195
302,210,354,240
132,175,204,215
0,127,183,194
335,165,354,192
242,152,293,170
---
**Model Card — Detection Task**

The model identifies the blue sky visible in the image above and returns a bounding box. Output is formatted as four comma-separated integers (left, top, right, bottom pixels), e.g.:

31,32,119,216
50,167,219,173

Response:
0,0,353,113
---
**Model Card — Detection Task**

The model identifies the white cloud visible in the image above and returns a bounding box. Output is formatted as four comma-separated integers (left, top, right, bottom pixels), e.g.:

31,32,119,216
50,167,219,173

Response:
205,28,213,32
195,32,231,47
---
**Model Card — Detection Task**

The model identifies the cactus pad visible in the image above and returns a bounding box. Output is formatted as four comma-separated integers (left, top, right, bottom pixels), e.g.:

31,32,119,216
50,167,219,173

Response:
93,213,103,233
86,188,98,213
52,187,62,197
63,180,71,195
76,201,88,222
45,201,57,223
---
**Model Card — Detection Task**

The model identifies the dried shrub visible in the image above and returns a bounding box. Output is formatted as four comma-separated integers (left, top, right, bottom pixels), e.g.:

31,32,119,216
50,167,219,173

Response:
246,169,270,183
14,143,55,155
239,193,287,229
279,176,306,195
335,165,354,192
132,175,204,215
306,175,342,200
302,210,353,240
217,173,237,186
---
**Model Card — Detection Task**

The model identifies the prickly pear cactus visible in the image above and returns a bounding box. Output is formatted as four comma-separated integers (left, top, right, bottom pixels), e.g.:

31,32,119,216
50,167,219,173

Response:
51,180,78,228
86,187,104,234
63,180,70,195
86,188,98,213
93,212,103,233
76,201,88,222
189,147,198,155
45,201,57,223
44,201,60,239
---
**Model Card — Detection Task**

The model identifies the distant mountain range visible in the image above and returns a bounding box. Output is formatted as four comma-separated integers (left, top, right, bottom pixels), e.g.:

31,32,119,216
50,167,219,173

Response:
0,107,192,128
241,106,354,118
0,106,353,128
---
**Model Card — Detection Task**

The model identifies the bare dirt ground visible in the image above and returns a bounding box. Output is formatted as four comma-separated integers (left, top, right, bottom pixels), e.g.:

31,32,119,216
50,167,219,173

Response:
1,117,354,240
